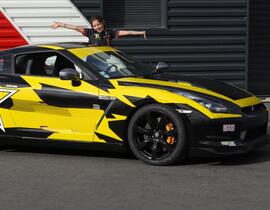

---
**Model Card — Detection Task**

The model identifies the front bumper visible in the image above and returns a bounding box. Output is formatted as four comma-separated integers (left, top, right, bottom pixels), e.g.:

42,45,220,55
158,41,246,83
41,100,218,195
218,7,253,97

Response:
190,134,269,156
182,103,269,156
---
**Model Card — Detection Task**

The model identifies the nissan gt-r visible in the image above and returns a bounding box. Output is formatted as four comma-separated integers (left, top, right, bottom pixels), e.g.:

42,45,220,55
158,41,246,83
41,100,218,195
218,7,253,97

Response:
0,43,268,165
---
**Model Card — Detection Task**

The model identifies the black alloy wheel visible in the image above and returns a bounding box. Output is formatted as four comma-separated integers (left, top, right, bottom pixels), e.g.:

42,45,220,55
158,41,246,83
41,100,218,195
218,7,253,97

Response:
128,104,186,166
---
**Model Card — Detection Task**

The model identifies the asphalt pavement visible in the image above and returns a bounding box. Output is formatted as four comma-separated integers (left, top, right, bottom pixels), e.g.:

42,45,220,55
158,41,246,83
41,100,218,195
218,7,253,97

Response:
0,141,270,210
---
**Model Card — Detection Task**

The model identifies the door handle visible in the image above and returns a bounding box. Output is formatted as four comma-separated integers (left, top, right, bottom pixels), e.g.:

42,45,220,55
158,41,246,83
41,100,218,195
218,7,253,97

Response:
4,84,18,88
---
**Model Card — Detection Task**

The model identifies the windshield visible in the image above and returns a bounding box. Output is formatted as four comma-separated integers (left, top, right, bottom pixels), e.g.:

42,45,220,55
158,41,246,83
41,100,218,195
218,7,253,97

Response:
80,50,153,79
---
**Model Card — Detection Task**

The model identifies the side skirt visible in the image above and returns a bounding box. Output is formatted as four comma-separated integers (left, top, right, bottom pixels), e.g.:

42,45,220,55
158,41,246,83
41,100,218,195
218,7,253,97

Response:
0,136,128,153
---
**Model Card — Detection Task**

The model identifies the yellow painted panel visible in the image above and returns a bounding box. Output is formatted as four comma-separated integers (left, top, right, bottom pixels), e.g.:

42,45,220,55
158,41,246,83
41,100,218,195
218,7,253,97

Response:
212,113,241,118
234,96,261,108
112,77,234,102
10,75,102,141
0,91,9,99
21,76,99,94
12,104,104,133
68,46,116,59
103,82,242,119
93,133,107,143
94,114,127,142
0,109,15,128
39,45,65,50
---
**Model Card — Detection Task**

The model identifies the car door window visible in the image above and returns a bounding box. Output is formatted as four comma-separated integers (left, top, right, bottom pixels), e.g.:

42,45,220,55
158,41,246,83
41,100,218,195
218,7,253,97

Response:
0,55,12,74
15,52,78,77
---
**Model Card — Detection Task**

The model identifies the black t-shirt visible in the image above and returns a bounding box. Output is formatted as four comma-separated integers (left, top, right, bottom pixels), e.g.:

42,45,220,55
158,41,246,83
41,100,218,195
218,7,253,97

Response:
82,28,117,46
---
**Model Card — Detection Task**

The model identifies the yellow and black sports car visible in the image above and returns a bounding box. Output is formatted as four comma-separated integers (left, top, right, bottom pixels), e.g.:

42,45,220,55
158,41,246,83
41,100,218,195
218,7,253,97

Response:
0,43,268,165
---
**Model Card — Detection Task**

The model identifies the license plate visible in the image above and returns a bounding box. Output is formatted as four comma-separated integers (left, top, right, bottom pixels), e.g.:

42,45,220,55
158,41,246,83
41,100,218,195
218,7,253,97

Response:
223,124,235,132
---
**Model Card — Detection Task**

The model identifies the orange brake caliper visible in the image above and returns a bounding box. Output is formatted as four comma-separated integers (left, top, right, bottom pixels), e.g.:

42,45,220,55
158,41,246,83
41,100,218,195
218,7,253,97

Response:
165,123,175,145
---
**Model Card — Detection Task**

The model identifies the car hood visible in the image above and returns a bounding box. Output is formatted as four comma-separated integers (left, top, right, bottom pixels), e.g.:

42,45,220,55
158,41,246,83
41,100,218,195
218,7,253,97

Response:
144,73,252,100
110,73,259,106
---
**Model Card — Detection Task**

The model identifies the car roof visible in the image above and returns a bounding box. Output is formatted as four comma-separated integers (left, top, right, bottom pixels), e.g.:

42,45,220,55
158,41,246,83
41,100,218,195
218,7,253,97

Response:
0,42,112,55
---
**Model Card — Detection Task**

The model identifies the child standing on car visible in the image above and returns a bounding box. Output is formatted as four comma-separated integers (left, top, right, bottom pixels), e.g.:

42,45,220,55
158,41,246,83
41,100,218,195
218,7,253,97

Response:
51,16,146,46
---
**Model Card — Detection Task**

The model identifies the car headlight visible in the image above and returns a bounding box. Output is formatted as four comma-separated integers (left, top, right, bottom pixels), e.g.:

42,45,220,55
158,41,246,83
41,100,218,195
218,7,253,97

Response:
175,91,228,113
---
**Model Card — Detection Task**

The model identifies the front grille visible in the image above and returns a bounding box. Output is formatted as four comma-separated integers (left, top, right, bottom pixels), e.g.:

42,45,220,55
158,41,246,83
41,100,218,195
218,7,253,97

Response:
241,103,266,115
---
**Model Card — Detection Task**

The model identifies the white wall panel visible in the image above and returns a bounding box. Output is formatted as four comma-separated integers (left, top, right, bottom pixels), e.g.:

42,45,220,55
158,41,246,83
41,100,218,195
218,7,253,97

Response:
0,0,91,44
30,37,87,43
14,18,84,27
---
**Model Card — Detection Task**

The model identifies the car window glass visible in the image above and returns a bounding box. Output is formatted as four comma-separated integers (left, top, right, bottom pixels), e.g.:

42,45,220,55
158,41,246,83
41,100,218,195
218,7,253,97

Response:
0,55,12,74
84,51,153,79
15,52,78,77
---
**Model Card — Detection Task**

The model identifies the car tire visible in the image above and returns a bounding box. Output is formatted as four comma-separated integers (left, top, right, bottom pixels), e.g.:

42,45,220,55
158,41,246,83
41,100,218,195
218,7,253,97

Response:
128,104,187,166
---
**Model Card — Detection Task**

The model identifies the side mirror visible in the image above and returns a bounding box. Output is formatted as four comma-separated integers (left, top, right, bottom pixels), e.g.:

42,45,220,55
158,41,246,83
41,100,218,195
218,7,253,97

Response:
59,68,80,81
155,62,170,73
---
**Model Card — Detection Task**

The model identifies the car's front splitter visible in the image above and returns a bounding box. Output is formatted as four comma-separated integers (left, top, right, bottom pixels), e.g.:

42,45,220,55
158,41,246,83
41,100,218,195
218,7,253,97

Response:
189,134,269,156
